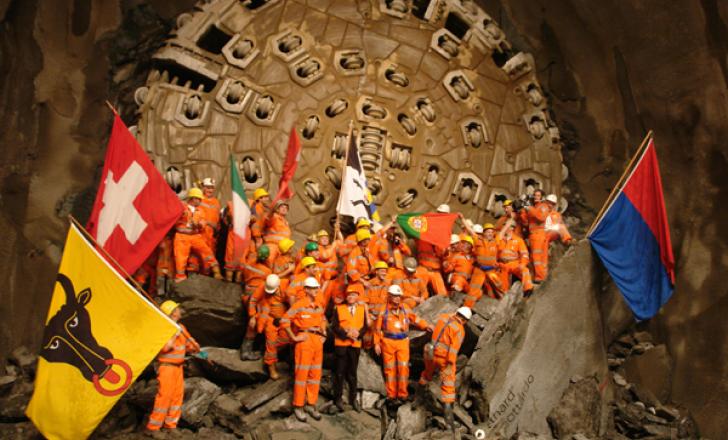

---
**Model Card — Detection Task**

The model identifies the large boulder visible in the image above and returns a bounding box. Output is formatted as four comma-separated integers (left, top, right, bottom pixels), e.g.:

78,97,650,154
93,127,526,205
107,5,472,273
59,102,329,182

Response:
196,347,267,384
469,240,610,437
357,351,386,395
9,346,37,379
240,376,290,411
181,377,222,426
622,345,672,402
0,379,33,422
395,402,427,439
172,274,245,347
546,377,602,438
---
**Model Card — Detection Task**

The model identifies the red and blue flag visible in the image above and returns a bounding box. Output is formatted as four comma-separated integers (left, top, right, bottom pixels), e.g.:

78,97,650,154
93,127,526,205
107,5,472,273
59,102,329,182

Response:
588,137,675,320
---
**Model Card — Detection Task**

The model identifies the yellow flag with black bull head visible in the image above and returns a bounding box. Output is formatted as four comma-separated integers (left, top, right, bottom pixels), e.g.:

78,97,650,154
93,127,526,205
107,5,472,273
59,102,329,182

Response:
26,223,179,440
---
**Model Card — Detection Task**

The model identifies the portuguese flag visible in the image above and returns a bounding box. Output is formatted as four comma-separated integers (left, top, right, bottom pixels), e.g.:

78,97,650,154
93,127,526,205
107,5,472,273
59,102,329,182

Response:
397,213,458,249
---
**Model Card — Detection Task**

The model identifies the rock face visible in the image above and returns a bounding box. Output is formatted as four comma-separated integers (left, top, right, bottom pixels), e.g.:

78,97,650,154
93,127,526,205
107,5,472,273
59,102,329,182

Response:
622,344,672,403
357,351,386,396
546,377,602,438
197,347,267,384
469,241,610,437
181,377,222,425
173,275,245,347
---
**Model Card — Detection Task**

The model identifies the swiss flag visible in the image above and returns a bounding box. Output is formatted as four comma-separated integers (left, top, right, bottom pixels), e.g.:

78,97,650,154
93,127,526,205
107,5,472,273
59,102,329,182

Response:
87,114,183,275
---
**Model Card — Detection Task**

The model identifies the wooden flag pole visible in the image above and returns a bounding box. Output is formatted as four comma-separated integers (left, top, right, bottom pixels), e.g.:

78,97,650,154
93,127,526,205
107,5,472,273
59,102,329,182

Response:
334,120,355,236
68,215,159,305
105,100,119,116
586,130,653,237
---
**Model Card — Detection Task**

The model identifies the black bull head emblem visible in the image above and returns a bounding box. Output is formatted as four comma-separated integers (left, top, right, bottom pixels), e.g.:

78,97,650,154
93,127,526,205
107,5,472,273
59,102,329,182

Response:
41,274,132,396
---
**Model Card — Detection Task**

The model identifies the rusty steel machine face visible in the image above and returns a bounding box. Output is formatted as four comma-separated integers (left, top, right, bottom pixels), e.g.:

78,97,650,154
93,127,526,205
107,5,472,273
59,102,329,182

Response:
134,0,565,238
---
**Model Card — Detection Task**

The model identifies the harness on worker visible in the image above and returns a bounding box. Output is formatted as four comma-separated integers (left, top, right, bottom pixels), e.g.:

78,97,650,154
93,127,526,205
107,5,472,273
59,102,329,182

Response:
383,306,409,340
424,316,453,361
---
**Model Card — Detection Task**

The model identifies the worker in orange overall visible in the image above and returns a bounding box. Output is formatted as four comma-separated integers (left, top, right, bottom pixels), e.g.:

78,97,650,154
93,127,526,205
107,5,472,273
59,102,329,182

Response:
496,200,525,238
295,234,319,265
415,204,450,297
374,284,432,404
332,284,370,412
264,200,291,262
317,229,341,280
146,301,202,433
396,257,430,308
281,277,327,423
543,193,573,258
155,232,174,296
345,229,378,289
418,307,471,432
363,261,391,349
186,178,220,275
253,274,289,380
240,245,272,360
286,256,324,305
340,217,372,257
173,188,222,282
293,242,322,275
272,238,296,292
525,189,551,282
464,223,504,306
374,226,411,271
496,221,534,294
443,234,474,294
250,188,271,247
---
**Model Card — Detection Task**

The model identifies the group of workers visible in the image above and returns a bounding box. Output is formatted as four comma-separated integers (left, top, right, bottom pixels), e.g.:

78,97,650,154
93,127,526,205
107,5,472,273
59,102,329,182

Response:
143,177,573,435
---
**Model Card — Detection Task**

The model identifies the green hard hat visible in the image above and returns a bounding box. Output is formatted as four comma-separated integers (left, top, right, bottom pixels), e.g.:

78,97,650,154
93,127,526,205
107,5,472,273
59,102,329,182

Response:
305,242,319,252
257,245,270,259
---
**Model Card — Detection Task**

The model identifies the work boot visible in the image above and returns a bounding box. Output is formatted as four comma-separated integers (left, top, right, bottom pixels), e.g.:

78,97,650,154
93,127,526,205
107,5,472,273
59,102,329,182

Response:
294,407,307,422
305,405,322,421
239,339,260,361
443,402,455,432
267,363,280,380
212,266,223,280
334,398,345,412
349,390,361,412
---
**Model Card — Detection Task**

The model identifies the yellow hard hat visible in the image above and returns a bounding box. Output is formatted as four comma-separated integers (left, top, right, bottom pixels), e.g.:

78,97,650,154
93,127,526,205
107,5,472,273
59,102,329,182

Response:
317,229,329,237
461,235,474,246
301,256,317,268
483,223,495,230
160,300,179,316
356,217,371,228
307,233,318,242
374,261,388,270
187,187,203,199
356,229,372,242
278,238,295,253
253,188,269,200
503,199,513,207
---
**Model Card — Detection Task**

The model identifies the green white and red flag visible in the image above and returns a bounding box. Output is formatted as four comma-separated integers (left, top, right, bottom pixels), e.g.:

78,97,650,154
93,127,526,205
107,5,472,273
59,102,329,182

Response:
397,212,458,250
230,156,251,263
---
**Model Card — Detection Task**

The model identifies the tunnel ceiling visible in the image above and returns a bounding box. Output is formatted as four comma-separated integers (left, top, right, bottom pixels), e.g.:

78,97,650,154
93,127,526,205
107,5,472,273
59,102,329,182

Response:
134,0,565,235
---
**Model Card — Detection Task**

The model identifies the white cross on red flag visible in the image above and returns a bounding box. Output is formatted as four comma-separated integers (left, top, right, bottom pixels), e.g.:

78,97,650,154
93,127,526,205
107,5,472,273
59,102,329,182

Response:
86,114,183,275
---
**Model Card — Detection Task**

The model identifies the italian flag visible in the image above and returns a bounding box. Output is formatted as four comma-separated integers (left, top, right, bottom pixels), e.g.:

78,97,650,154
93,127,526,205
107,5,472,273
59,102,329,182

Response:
230,156,252,264
397,212,458,250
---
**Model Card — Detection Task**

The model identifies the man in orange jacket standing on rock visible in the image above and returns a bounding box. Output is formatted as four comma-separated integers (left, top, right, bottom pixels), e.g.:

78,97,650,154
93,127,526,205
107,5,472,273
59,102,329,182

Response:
173,188,222,282
281,277,327,422
146,301,202,435
419,306,471,432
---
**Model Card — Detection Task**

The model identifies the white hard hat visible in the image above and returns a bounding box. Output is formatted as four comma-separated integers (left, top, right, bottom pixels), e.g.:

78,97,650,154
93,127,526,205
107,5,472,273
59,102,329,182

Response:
456,307,472,320
202,177,216,187
473,224,484,234
387,285,403,296
264,274,280,293
545,194,558,204
303,277,320,288
436,204,451,213
450,234,460,245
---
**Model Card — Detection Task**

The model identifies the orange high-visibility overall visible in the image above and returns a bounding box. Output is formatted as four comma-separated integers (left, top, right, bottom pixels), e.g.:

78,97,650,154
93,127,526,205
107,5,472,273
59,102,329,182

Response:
345,245,377,284
280,296,327,408
255,287,290,366
497,235,534,292
527,202,550,282
173,205,219,281
147,325,199,430
318,242,341,280
263,213,291,262
465,237,504,306
419,313,464,403
249,200,268,243
374,304,429,399
443,251,474,293
416,240,448,296
395,267,430,308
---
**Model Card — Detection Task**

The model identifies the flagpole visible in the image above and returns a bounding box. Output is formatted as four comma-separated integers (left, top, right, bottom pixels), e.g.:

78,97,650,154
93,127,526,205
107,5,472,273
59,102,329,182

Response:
105,100,119,116
68,215,159,305
586,130,653,237
334,120,355,234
